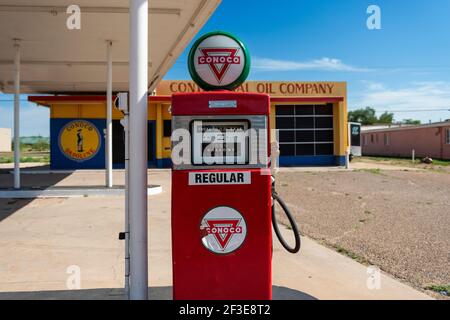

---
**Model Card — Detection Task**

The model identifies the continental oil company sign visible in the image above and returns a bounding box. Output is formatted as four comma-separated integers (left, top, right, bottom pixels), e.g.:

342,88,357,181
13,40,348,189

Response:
58,120,101,162
156,80,346,97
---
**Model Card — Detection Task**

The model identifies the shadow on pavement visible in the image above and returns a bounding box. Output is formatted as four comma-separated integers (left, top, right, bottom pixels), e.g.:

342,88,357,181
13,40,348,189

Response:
272,286,317,300
0,286,317,300
0,165,73,222
0,198,34,223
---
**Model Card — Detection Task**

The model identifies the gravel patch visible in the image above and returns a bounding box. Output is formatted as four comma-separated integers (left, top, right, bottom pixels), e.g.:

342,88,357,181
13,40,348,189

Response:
275,169,450,297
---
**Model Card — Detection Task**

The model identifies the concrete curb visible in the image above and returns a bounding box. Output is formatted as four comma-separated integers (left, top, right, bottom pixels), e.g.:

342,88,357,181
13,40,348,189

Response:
0,185,162,198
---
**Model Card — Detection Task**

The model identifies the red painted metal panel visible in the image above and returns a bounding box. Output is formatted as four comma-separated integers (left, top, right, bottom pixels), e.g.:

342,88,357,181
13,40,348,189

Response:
172,91,270,116
172,169,272,300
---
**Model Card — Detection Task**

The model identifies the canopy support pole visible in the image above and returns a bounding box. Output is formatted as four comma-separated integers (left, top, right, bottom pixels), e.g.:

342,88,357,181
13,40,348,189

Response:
13,39,21,190
129,0,148,300
106,40,113,187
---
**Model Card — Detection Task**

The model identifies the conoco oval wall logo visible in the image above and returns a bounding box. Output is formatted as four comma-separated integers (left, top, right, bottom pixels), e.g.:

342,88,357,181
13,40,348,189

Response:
58,120,101,162
200,206,247,254
188,31,250,91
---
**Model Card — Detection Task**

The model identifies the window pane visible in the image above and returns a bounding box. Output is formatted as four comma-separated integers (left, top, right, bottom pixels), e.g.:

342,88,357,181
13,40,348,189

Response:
295,117,314,129
276,105,295,115
296,144,314,156
278,130,295,143
279,143,295,156
315,104,333,115
295,105,314,115
316,143,334,155
315,117,333,129
315,130,334,142
296,130,314,142
276,117,295,129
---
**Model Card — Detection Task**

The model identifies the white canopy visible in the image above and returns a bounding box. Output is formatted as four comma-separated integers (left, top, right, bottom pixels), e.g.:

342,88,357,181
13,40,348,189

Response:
0,0,221,93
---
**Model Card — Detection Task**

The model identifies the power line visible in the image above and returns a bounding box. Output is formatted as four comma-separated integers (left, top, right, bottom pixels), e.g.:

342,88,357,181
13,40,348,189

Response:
378,109,450,113
349,108,450,113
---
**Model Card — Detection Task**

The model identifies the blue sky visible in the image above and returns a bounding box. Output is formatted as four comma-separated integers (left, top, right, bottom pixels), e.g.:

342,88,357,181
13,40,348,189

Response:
1,0,450,136
166,0,450,122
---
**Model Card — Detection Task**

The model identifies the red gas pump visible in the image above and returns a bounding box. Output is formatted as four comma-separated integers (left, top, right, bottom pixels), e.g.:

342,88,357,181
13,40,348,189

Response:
172,91,272,300
171,31,300,300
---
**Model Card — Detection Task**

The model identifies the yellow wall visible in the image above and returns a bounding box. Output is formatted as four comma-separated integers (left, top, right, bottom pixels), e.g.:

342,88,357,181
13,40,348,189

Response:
161,104,172,159
46,99,347,160
50,103,124,119
156,80,348,157
45,100,170,161
157,80,347,98
48,102,160,121
37,80,348,163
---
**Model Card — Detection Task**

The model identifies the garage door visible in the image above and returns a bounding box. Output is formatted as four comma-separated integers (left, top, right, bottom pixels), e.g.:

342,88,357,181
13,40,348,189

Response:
276,104,334,156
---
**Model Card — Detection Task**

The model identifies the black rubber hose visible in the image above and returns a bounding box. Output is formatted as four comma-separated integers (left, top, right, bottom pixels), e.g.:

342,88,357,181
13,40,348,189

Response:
272,191,301,253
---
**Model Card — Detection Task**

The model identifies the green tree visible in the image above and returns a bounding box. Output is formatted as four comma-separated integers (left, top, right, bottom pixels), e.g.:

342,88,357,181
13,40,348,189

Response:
402,119,421,125
348,107,378,125
378,111,394,124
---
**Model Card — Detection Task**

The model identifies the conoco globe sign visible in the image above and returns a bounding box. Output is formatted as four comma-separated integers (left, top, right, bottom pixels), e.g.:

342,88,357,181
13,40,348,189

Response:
188,31,250,91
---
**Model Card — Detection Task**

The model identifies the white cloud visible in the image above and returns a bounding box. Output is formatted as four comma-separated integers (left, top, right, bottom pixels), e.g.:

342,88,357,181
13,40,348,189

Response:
356,82,450,109
252,57,371,72
351,81,450,122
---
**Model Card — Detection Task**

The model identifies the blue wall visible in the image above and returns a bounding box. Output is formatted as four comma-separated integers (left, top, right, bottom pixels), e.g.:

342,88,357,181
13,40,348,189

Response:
50,118,106,170
51,118,158,170
279,155,346,166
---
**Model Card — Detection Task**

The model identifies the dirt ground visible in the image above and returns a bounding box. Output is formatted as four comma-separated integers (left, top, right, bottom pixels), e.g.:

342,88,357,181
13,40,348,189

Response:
275,166,449,298
353,156,450,174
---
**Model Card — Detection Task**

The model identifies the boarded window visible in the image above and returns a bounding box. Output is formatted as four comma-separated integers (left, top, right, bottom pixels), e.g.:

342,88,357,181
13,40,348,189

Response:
276,104,334,156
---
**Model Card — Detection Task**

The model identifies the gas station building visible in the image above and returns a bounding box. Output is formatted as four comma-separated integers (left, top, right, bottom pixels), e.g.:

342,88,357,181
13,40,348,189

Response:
29,80,348,169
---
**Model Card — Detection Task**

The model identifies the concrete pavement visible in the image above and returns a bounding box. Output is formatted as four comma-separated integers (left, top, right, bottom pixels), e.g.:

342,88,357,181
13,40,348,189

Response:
0,169,432,299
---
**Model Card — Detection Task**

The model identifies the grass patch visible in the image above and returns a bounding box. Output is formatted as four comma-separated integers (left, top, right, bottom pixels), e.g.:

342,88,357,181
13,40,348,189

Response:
0,155,49,163
427,159,450,166
0,157,12,163
425,284,450,296
335,246,368,264
363,156,450,167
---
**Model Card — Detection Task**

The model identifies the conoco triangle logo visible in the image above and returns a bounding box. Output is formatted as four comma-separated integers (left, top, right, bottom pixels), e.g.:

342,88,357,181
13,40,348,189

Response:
197,48,241,83
204,219,243,250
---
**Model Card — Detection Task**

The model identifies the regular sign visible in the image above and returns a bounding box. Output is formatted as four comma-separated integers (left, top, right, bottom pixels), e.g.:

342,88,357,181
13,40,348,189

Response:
188,31,250,91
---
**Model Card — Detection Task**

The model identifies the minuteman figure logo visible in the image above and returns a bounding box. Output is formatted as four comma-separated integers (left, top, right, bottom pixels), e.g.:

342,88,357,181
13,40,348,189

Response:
200,206,247,254
189,31,250,91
